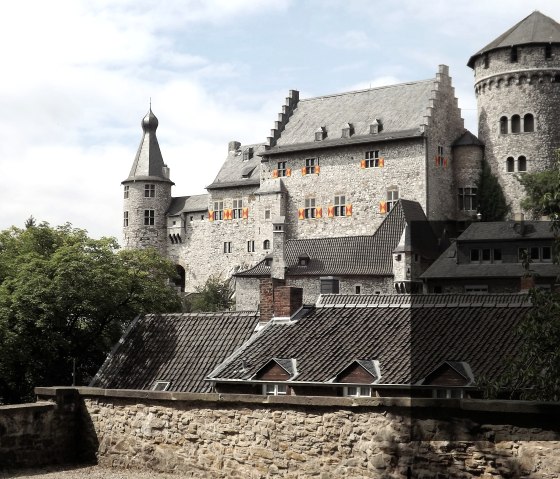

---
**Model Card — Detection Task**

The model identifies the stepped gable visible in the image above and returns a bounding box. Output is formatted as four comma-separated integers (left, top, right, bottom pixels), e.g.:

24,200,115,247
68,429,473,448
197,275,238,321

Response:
207,143,265,190
90,311,259,393
468,11,560,67
124,108,173,184
236,199,437,277
167,194,210,216
208,294,529,386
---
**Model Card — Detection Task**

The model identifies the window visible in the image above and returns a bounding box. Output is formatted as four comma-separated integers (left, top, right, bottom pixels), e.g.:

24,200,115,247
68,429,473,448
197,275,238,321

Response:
518,247,528,262
344,386,372,397
334,195,346,216
545,44,552,59
190,216,193,221
458,187,477,211
242,147,253,161
500,116,508,134
214,201,224,221
123,211,129,227
511,115,521,133
304,198,316,219
124,185,129,199
264,383,287,396
542,247,552,261
524,114,534,132
470,248,501,263
247,240,255,253
470,249,480,262
483,55,489,68
223,241,232,253
152,381,170,391
144,184,155,197
263,239,271,250
232,198,243,219
465,285,488,294
370,119,382,134
493,249,502,262
525,246,553,262
144,209,154,226
277,161,287,177
354,284,362,295
435,145,445,167
518,156,527,172
365,150,380,168
433,389,463,399
510,46,518,63
507,157,515,172
265,209,271,220
481,249,491,262
320,277,340,294
387,188,399,211
200,214,204,220
305,158,317,174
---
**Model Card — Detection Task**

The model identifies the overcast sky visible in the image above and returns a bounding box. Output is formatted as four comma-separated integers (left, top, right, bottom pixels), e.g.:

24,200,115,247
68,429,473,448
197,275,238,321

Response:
2,0,560,240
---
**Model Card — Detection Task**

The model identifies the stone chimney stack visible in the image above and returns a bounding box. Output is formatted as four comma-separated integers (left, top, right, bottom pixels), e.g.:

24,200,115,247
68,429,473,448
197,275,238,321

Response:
228,140,241,153
271,216,286,280
258,278,303,323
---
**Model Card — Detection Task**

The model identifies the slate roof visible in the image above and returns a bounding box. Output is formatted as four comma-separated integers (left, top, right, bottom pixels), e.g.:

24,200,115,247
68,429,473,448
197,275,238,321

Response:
123,109,174,184
236,199,438,278
420,242,560,279
452,130,484,147
261,80,435,154
90,311,259,393
458,220,555,241
206,143,265,190
167,194,209,216
468,11,560,67
208,294,530,386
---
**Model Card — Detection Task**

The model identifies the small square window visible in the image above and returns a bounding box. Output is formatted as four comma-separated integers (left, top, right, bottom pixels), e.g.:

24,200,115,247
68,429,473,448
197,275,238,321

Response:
265,209,271,220
144,184,155,198
305,158,317,174
277,161,287,177
365,150,380,168
355,285,362,295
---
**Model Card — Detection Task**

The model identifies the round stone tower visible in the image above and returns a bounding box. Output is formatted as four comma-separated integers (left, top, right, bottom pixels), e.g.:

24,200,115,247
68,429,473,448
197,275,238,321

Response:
122,108,174,252
468,11,560,215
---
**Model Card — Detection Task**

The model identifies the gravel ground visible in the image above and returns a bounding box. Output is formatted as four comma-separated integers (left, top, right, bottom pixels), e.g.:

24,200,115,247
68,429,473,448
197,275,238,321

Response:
0,466,181,479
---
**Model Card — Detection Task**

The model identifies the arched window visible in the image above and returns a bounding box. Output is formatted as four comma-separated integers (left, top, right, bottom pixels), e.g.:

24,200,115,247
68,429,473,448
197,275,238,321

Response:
174,265,186,292
518,156,527,172
263,239,271,250
511,115,521,133
506,157,515,172
500,116,508,134
523,114,534,132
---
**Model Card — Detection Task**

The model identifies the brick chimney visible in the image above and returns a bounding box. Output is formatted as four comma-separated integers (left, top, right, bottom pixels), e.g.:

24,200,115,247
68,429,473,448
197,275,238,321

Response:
271,216,286,280
259,278,303,322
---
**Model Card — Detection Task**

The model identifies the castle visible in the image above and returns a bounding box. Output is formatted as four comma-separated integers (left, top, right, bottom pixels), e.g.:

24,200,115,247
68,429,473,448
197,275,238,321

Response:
121,11,560,304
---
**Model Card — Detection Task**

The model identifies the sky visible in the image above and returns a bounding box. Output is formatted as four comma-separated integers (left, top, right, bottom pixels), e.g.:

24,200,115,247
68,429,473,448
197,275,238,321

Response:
2,0,560,240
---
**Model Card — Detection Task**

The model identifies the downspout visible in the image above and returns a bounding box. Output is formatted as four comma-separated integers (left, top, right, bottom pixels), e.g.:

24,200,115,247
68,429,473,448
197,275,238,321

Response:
424,135,429,219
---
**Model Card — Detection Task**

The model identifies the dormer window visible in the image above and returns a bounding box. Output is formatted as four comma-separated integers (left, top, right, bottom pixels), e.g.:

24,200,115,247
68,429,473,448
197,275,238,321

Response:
298,254,310,267
315,127,326,141
370,119,382,134
342,123,353,138
242,147,254,161
241,165,256,178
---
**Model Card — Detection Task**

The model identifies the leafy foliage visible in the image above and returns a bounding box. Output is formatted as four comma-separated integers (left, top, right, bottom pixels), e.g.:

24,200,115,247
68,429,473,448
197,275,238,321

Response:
187,275,234,312
0,222,182,403
475,160,510,221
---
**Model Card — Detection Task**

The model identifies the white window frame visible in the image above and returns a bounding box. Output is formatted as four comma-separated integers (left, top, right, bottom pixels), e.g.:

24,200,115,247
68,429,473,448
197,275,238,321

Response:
232,198,243,219
152,381,170,391
214,201,224,221
124,185,129,199
144,184,155,198
247,240,255,253
365,150,380,168
263,383,288,396
123,211,129,227
334,195,346,216
387,188,399,211
432,388,464,399
304,197,316,219
344,386,372,397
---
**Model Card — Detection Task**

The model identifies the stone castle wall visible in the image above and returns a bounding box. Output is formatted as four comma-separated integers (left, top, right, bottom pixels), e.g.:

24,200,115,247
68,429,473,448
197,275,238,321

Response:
25,387,560,478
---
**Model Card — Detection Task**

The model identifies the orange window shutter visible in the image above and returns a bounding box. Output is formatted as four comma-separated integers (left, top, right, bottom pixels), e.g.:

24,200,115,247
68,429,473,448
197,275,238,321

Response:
315,165,320,174
301,167,307,176
328,206,334,218
444,158,448,168
287,168,292,177
316,207,322,218
435,156,438,165
380,201,387,214
209,210,214,222
379,158,384,167
226,209,233,220
242,207,249,219
360,159,366,168
272,169,278,178
298,208,305,220
346,204,352,216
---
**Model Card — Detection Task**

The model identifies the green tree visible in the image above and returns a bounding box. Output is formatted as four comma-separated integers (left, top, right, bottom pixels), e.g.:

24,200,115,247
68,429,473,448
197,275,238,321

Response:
0,222,182,403
187,275,234,312
476,160,510,221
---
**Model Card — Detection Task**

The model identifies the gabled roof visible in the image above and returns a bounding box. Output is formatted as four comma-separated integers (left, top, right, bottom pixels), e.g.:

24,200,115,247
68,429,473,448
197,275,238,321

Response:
206,143,265,190
90,311,259,393
452,130,484,148
253,358,298,379
269,80,434,150
208,294,530,386
123,109,174,184
333,359,380,383
458,220,556,241
236,199,438,278
468,11,560,67
419,361,475,386
167,194,210,216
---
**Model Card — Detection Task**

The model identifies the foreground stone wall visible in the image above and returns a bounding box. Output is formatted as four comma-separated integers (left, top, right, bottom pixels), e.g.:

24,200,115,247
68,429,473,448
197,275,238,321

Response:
0,389,78,468
33,388,560,478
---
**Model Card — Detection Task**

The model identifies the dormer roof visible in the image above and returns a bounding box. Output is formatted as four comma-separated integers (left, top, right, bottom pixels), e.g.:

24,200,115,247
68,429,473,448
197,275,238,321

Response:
468,11,560,67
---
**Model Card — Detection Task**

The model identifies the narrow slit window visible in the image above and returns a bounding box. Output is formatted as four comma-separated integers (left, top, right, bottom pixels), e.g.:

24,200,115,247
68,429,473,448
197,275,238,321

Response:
500,116,508,134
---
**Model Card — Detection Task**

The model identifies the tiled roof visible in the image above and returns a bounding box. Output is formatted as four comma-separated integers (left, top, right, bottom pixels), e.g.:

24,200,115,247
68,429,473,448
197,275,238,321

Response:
206,143,265,190
90,311,259,393
458,220,555,241
236,199,438,277
271,80,434,148
468,11,560,67
420,242,560,279
452,130,484,147
167,194,210,215
208,294,530,386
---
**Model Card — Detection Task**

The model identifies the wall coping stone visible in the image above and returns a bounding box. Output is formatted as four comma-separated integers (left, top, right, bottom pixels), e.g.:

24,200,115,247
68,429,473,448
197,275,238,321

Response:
35,386,560,415
0,401,54,413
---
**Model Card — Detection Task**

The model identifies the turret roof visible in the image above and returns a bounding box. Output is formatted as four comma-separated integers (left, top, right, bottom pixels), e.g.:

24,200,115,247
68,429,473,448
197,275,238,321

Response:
123,108,174,184
468,11,560,67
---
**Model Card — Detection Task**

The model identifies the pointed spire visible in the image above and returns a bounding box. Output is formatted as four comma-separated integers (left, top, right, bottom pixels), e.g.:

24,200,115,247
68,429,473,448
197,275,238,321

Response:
123,107,173,184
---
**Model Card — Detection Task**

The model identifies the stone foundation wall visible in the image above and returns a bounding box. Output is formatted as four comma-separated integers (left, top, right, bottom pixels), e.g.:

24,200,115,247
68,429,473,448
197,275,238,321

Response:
32,388,560,478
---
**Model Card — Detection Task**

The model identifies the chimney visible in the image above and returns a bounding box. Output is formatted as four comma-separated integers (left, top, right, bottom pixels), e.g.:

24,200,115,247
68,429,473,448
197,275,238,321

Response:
271,216,286,280
520,275,535,292
228,140,241,153
258,278,303,323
